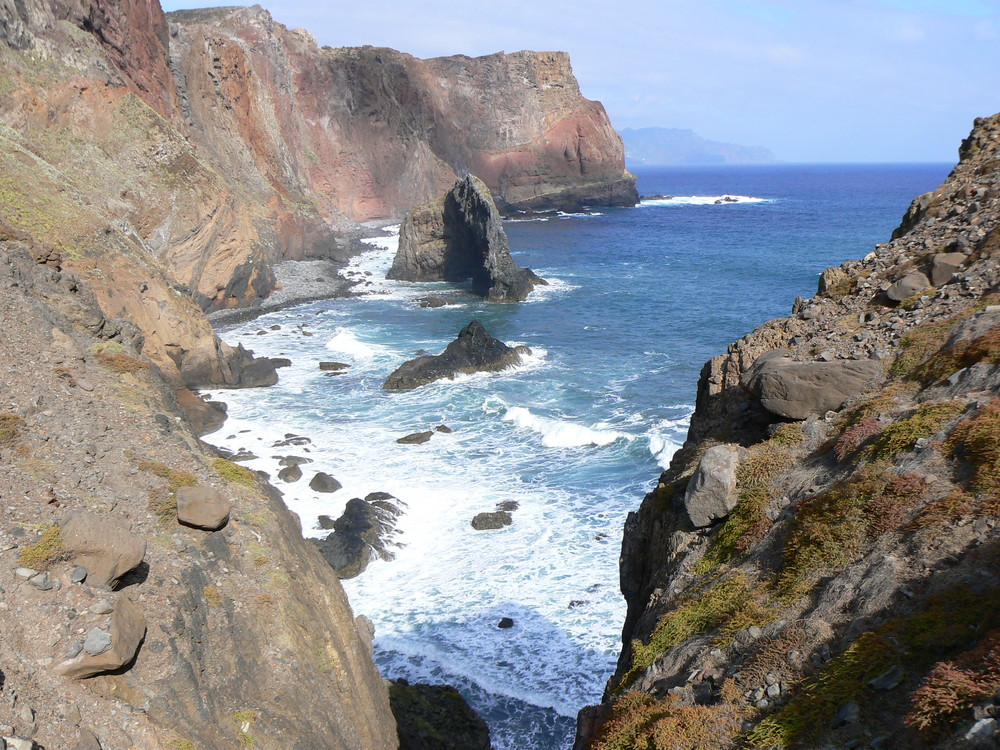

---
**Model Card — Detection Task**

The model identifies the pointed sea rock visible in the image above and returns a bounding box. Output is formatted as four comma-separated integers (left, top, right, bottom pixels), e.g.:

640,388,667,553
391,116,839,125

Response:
387,175,545,302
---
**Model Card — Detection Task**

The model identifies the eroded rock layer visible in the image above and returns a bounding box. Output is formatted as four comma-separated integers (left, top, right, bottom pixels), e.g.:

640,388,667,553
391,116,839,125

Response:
580,114,1000,749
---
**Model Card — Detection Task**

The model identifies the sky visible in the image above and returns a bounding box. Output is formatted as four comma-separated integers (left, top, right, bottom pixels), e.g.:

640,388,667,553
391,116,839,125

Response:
160,0,1000,163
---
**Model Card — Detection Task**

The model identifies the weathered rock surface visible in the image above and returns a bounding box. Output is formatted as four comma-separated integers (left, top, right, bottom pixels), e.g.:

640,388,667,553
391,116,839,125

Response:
931,252,966,286
384,321,529,390
388,681,492,750
59,512,146,589
387,175,544,301
175,486,231,531
682,444,742,527
886,271,932,302
397,431,434,445
741,351,881,420
54,596,145,679
311,493,404,579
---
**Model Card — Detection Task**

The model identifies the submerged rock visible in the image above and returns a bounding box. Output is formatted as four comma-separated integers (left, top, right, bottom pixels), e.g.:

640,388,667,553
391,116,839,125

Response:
383,321,529,390
387,175,545,302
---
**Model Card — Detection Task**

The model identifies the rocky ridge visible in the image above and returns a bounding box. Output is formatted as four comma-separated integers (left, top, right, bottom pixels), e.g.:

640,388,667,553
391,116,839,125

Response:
579,114,1000,748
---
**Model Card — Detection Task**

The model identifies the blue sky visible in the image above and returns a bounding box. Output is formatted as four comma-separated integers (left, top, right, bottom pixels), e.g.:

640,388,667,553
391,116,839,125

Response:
160,0,1000,162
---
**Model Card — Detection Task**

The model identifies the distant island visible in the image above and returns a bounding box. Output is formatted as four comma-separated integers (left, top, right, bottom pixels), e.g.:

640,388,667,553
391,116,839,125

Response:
620,126,778,166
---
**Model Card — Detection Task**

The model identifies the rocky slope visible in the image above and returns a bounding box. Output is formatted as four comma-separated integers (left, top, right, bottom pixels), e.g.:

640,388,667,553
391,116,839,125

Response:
579,115,1000,748
0,243,398,748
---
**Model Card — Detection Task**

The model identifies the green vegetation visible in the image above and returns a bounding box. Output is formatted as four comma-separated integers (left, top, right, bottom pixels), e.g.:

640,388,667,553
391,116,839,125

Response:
591,684,748,750
918,321,1000,384
620,572,775,690
862,400,965,461
138,458,197,523
745,586,1000,747
947,398,1000,498
212,457,256,485
18,525,64,569
232,710,257,747
204,585,223,608
700,437,795,568
778,466,928,596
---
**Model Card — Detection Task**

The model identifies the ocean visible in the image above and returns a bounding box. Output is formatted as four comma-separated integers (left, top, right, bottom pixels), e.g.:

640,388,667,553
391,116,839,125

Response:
203,162,952,749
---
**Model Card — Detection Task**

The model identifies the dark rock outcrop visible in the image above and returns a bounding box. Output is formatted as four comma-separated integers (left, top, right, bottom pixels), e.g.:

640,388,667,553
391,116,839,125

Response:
388,681,492,750
397,431,434,445
471,511,513,530
388,175,545,302
384,321,529,390
309,472,342,493
311,493,404,579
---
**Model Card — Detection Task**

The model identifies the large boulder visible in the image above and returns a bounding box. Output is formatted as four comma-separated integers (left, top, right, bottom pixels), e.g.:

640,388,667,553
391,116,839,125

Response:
742,351,881,420
54,596,146,679
60,512,146,589
384,321,529,390
886,271,931,302
311,493,403,579
683,444,742,528
387,175,545,302
176,486,231,531
931,252,966,286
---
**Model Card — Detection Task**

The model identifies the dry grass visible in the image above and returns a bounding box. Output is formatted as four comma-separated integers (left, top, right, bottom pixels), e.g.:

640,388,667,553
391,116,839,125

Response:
0,413,26,445
18,525,64,569
946,398,1000,498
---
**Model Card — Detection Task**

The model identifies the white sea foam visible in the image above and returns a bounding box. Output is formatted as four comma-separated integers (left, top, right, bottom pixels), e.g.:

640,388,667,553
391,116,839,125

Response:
324,327,389,361
639,194,768,206
502,406,630,448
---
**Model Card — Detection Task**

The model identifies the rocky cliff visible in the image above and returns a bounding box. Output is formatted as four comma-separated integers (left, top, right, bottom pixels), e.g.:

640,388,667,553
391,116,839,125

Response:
0,243,398,748
580,115,1000,748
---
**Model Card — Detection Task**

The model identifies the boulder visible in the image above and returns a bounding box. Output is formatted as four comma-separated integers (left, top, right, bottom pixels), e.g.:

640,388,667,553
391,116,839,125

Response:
60,512,146,589
886,271,931,302
683,445,742,527
387,681,491,750
54,596,146,679
319,361,350,372
384,321,529,390
268,357,292,368
742,350,881,420
397,431,433,445
311,493,403,579
417,297,451,308
277,464,303,483
471,511,512,530
387,175,545,302
309,472,342,493
930,252,966,286
817,266,849,296
174,388,227,437
176,486,231,531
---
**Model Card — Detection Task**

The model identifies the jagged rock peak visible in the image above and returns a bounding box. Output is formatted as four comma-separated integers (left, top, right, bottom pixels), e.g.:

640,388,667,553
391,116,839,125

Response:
388,174,545,302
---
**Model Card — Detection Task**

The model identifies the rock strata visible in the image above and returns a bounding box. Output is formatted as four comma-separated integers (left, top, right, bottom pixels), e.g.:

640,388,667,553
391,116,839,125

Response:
384,321,529,390
388,175,545,301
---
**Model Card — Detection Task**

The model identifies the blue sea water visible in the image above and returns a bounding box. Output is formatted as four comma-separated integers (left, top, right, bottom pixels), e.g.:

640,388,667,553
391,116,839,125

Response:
205,163,952,749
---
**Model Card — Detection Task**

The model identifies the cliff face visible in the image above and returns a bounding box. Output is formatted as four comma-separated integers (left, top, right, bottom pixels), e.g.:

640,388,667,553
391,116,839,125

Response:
0,244,397,749
581,116,1000,748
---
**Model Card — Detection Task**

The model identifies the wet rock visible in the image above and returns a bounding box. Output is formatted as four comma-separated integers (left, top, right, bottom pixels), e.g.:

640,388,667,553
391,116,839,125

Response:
471,511,512,530
268,357,292,368
278,456,312,467
435,425,453,433
318,361,350,372
683,444,741,527
384,321,529,390
54,596,145,679
176,486,231,531
417,296,451,308
311,494,403,579
497,618,514,629
317,515,336,530
387,174,544,302
60,512,146,588
397,431,434,445
309,472,342,493
277,464,303,483
742,350,881,420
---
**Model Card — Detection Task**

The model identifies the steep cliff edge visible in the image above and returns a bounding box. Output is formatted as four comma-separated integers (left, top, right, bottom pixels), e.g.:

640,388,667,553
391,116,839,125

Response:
581,115,1000,748
0,244,397,748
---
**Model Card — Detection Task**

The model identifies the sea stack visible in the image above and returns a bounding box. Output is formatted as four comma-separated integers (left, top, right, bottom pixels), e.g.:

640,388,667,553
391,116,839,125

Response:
387,175,545,302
